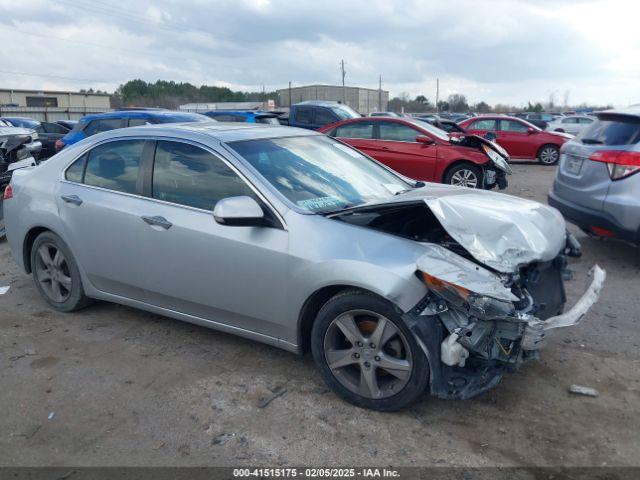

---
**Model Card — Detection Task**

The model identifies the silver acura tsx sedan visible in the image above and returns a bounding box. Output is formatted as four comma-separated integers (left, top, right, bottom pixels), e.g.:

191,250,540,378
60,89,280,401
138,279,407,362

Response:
3,122,605,410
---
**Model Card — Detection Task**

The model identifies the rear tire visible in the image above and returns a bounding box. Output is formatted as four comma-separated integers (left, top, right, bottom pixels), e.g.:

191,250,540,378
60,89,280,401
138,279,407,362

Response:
444,163,483,189
30,231,91,312
311,290,429,411
537,144,560,165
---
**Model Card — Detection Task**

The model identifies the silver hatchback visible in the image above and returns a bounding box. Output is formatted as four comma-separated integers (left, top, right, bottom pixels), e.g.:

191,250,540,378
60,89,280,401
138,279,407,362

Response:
549,106,640,244
3,122,604,410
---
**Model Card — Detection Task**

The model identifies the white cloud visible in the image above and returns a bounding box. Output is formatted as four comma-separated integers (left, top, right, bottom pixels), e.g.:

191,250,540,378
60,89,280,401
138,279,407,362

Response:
0,0,636,106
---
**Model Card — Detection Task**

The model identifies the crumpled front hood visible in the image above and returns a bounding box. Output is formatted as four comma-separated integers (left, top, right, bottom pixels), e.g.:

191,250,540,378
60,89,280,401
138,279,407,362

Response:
421,185,566,272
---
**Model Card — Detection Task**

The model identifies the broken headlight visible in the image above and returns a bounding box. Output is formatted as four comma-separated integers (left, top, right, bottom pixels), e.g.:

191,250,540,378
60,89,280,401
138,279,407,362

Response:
420,271,515,319
482,143,512,174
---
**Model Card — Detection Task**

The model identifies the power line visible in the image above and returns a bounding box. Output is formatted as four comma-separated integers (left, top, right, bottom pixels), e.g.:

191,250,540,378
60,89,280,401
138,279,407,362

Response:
0,69,103,83
0,24,198,64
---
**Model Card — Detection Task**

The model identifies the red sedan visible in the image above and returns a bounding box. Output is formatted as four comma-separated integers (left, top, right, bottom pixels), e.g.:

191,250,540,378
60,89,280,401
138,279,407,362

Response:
318,117,511,189
458,115,572,165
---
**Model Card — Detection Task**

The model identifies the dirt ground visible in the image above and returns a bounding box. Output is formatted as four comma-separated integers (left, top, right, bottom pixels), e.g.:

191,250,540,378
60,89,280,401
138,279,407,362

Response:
1,163,639,468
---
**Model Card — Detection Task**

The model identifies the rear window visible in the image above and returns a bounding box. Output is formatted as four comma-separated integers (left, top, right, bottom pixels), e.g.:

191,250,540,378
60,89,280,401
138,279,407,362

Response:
577,114,640,146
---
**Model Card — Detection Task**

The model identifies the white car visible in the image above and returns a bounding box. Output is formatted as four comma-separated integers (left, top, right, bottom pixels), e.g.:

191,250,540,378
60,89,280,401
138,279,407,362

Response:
546,115,595,135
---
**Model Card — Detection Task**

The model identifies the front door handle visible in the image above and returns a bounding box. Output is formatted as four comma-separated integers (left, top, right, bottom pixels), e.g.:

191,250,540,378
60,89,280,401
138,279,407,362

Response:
381,146,390,151
61,194,83,206
141,215,172,230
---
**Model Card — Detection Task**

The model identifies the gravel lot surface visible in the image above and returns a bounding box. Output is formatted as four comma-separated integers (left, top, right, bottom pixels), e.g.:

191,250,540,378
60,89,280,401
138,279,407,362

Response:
1,164,639,467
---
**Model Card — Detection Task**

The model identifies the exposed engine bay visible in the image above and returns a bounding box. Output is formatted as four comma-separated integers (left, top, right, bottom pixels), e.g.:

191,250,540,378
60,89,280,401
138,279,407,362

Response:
331,197,606,399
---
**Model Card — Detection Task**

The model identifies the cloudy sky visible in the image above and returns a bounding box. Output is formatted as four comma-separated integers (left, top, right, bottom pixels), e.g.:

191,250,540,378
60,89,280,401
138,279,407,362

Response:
0,0,638,107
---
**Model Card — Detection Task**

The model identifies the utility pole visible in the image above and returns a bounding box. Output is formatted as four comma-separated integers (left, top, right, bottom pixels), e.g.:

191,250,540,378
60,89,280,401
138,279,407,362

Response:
288,81,292,107
435,78,440,113
340,59,346,104
378,74,382,111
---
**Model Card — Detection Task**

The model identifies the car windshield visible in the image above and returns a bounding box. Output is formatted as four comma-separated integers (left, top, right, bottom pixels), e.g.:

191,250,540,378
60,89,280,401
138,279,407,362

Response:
410,119,451,141
331,105,360,120
156,113,211,123
228,135,410,213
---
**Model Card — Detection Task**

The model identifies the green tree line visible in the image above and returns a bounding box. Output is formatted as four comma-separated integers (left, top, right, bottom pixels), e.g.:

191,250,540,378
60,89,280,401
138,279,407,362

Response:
112,79,278,109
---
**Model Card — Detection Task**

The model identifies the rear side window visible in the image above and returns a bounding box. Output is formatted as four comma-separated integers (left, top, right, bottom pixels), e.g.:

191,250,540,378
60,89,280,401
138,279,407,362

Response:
152,141,257,211
578,115,640,146
65,153,87,182
256,116,279,125
379,122,419,142
469,119,497,130
335,122,374,139
294,107,313,124
128,118,152,127
83,140,144,193
43,122,69,134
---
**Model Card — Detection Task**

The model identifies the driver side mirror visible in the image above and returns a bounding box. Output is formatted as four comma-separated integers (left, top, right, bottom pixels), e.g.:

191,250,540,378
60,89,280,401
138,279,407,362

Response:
416,135,434,144
213,196,265,227
527,127,537,134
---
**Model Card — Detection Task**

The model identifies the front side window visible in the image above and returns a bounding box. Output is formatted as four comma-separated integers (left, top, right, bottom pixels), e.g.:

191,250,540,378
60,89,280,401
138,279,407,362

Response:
152,141,257,211
43,122,68,134
335,122,374,139
378,122,419,142
500,120,529,132
83,140,144,193
229,135,408,213
562,117,578,124
469,119,497,131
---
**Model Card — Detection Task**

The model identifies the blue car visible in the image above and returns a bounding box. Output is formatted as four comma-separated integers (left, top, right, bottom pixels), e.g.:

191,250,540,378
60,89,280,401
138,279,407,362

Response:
203,110,280,125
56,110,211,151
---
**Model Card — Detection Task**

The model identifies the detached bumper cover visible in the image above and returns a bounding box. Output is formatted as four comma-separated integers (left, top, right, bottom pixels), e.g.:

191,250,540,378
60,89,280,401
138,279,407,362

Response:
522,265,606,349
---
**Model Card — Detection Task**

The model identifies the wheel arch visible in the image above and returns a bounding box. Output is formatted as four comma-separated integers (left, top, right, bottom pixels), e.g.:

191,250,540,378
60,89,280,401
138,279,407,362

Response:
441,159,486,184
23,226,57,273
298,285,385,354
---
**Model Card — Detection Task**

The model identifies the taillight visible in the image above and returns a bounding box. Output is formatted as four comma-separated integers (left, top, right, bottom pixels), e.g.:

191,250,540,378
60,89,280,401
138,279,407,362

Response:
589,150,640,180
55,139,64,151
3,185,13,200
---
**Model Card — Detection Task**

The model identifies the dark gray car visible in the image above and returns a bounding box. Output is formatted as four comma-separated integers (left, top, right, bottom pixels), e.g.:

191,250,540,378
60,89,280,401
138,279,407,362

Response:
549,106,640,244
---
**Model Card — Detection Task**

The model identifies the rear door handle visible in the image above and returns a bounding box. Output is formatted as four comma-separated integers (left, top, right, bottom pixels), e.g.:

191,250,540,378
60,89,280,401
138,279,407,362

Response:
61,194,83,206
141,215,172,230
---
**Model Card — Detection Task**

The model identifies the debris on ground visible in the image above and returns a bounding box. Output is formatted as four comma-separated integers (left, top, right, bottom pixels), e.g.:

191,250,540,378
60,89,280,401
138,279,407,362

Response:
568,384,599,397
258,386,287,408
211,433,235,446
0,286,9,295
47,412,55,420
152,440,166,450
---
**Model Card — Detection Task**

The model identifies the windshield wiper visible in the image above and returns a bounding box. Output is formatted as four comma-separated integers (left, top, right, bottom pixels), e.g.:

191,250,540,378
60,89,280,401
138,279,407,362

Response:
394,181,425,195
581,138,604,145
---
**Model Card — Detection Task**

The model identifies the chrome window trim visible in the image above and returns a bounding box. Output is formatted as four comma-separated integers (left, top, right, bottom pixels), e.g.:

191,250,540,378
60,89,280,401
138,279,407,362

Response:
60,135,288,230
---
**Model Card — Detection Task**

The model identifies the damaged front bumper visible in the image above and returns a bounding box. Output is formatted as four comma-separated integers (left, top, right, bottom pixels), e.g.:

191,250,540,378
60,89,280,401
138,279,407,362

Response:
406,244,606,400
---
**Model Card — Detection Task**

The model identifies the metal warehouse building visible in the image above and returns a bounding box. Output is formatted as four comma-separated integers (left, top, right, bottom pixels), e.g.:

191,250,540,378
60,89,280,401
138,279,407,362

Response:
0,88,111,121
277,84,388,115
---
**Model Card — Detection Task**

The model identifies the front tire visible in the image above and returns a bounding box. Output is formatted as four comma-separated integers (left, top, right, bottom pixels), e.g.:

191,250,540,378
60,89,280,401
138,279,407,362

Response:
311,290,429,411
30,231,91,312
444,163,483,189
537,144,560,165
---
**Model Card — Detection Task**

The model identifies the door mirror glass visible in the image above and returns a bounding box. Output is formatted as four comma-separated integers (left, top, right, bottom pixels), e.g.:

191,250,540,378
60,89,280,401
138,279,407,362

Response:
527,127,537,134
416,135,434,144
213,196,265,227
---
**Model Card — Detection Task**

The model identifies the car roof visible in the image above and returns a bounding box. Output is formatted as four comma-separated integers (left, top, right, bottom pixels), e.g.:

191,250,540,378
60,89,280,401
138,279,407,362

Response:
89,121,318,143
294,100,342,107
205,110,275,116
79,110,201,121
598,105,640,119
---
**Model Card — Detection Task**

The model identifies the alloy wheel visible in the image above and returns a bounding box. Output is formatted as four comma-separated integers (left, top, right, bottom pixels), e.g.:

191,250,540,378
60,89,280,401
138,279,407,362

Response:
450,169,479,188
323,310,413,399
34,243,72,303
539,147,559,164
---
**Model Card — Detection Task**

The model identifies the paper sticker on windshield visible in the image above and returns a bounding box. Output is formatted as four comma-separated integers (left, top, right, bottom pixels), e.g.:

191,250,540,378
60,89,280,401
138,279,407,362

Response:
332,143,362,158
297,196,344,211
